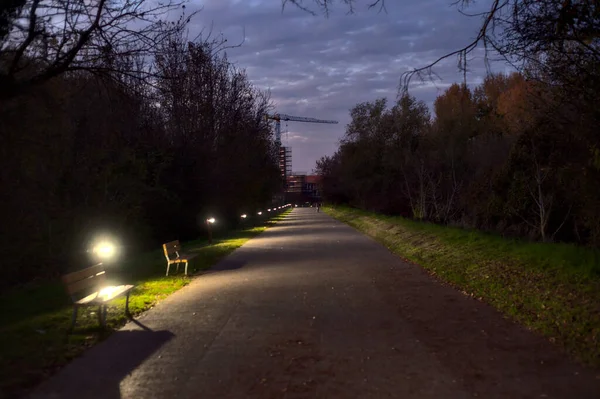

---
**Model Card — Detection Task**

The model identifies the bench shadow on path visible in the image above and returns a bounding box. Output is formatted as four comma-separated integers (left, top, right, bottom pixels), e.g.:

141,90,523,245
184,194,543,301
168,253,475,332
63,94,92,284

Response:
31,321,174,399
205,258,248,272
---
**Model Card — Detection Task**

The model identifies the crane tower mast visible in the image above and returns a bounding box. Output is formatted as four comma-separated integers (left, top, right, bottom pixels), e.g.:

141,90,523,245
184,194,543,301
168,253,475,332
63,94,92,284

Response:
264,112,339,180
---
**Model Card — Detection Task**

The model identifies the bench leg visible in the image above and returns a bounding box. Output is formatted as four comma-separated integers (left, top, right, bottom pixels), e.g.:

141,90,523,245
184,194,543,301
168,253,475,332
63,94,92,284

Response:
125,291,132,318
166,262,170,276
97,305,104,327
184,260,188,276
176,262,180,273
70,306,78,331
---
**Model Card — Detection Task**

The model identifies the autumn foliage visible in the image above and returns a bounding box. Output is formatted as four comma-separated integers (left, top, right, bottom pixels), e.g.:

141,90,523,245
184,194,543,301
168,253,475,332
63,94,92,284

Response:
317,70,600,247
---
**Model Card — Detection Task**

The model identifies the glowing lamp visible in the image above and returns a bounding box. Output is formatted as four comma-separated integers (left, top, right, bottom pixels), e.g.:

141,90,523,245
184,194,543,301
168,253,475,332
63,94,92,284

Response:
92,240,116,260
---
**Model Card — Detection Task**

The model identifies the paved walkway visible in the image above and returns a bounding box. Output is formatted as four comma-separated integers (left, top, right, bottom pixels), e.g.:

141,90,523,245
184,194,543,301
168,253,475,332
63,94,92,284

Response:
31,208,599,398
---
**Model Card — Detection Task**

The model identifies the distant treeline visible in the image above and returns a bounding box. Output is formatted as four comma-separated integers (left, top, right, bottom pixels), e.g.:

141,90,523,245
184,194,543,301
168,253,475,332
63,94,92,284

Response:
0,29,281,289
317,68,600,247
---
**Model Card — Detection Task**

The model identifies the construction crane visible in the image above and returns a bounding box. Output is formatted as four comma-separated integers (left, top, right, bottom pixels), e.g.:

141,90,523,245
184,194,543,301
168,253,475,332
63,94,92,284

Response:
265,113,339,147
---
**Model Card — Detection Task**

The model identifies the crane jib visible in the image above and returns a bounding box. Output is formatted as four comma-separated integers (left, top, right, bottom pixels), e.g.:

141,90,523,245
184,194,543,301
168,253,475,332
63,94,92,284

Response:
265,113,339,148
265,113,339,124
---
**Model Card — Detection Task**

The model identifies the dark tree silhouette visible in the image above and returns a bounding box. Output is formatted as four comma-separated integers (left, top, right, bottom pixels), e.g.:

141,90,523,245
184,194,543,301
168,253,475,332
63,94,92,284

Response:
0,0,194,99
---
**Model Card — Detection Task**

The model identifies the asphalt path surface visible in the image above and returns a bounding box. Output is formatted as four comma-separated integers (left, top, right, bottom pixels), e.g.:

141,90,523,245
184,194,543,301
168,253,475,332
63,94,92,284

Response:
31,208,600,398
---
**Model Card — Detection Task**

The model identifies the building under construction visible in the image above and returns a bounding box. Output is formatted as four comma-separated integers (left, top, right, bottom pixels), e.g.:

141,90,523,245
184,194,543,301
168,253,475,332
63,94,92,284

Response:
285,173,322,204
275,146,322,204
266,112,337,201
279,146,292,179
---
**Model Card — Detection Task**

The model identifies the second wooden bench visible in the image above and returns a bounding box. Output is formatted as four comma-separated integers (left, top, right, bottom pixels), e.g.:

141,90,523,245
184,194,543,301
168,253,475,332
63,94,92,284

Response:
163,240,198,276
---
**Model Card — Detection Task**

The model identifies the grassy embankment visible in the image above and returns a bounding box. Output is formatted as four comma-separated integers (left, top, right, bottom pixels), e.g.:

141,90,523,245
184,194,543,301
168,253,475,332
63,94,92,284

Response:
325,205,600,367
0,209,290,398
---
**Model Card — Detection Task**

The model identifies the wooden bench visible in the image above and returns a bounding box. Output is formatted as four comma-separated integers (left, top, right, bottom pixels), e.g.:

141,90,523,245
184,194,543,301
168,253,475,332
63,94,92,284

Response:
163,240,197,276
62,263,135,330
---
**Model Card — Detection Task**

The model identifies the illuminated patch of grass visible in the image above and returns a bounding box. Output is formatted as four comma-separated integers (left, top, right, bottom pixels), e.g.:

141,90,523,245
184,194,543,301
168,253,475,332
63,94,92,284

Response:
325,205,600,368
0,209,291,398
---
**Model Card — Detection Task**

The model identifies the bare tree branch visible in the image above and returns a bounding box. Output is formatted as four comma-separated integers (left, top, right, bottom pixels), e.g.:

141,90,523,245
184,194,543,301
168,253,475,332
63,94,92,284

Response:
400,0,504,94
0,0,195,99
283,0,386,16
8,0,40,75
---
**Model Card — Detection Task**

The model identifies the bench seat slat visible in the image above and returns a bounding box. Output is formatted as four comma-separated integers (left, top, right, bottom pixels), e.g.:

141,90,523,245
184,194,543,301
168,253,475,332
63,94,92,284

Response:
167,252,197,263
75,285,135,305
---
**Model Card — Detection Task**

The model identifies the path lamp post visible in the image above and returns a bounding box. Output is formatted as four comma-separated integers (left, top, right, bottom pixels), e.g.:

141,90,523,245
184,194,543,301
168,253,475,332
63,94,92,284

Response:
206,218,216,245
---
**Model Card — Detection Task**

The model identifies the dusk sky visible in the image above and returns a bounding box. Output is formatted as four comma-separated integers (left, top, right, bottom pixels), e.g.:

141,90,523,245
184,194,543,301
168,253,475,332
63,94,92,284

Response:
188,0,512,173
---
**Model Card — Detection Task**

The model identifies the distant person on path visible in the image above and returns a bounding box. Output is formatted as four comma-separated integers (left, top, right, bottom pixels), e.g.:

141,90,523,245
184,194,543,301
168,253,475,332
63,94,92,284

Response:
316,202,321,212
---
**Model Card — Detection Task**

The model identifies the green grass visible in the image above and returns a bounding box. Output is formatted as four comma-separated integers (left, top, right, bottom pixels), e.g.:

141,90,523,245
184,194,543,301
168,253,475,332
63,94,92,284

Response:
0,209,291,399
325,205,600,368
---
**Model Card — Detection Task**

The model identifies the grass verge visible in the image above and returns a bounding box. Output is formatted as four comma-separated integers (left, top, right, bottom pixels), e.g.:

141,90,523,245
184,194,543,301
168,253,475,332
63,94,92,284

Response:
0,209,291,398
325,205,600,368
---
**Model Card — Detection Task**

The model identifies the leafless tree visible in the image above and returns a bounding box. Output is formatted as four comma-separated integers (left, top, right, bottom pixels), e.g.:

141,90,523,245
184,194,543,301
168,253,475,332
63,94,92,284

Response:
400,0,600,92
282,0,386,16
288,1,599,96
514,137,572,242
0,0,196,99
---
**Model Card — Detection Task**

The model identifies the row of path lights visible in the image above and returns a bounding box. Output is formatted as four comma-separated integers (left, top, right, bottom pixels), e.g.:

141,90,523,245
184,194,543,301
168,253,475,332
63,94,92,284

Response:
252,204,292,222
86,206,292,271
65,205,296,329
203,205,293,247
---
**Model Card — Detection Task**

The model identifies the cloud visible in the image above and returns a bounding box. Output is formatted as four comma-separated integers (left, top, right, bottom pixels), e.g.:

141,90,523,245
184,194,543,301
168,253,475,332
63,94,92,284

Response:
187,0,510,172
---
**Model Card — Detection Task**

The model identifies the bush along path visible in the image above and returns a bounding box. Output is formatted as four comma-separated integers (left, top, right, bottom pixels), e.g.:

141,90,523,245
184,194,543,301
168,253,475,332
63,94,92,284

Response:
325,205,600,368
0,209,291,399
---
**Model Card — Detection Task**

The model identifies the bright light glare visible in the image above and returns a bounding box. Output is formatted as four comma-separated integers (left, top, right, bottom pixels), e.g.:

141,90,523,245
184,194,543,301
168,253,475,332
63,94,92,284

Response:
241,214,247,218
268,209,271,212
258,211,262,215
93,241,116,260
99,286,119,298
207,218,216,224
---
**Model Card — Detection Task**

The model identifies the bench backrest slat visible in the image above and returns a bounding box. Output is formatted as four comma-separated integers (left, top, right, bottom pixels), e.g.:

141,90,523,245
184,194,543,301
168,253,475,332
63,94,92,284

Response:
62,263,105,285
163,240,181,260
62,264,107,296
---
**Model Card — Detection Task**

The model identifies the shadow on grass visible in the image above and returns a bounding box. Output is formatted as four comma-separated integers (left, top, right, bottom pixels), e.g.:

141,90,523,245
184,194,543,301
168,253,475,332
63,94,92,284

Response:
32,325,174,399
